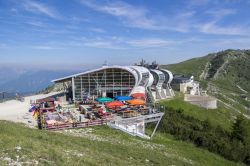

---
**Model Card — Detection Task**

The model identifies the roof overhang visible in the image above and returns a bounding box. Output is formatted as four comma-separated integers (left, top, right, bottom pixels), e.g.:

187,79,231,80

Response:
52,65,140,84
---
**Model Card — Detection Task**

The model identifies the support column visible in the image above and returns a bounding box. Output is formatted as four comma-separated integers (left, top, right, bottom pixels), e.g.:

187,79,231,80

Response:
88,74,90,95
112,69,114,96
150,114,163,139
80,76,82,101
120,71,122,95
104,69,107,97
156,86,162,99
161,88,167,98
72,77,75,102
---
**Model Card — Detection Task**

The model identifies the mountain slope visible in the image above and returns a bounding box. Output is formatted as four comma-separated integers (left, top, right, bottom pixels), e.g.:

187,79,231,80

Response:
0,70,76,93
0,121,240,166
161,49,250,116
0,67,27,86
162,54,213,80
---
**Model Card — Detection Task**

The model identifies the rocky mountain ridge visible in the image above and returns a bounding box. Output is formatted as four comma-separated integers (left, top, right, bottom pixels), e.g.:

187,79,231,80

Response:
162,49,250,115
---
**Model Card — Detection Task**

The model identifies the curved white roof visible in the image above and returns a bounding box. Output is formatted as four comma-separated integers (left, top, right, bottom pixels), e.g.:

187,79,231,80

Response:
160,69,173,83
52,65,167,91
130,66,150,73
150,69,165,87
52,65,139,84
147,72,154,87
151,69,164,76
130,66,153,87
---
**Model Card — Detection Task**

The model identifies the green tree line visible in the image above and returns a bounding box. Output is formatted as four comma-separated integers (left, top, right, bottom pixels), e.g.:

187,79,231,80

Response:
158,106,250,164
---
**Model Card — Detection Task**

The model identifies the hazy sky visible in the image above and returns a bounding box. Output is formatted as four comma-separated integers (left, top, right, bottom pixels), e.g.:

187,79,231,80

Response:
1,0,250,69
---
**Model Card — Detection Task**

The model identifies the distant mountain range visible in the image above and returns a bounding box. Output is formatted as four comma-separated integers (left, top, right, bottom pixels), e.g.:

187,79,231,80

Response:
0,69,76,94
0,67,27,86
162,49,250,114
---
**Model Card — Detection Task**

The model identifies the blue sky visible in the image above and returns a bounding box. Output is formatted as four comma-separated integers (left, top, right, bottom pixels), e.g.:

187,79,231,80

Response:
1,0,250,69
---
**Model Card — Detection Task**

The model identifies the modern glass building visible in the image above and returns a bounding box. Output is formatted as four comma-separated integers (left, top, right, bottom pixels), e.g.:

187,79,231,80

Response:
52,66,174,102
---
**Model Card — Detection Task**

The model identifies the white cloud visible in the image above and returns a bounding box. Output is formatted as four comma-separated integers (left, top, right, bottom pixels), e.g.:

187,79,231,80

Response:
32,45,59,50
205,8,236,20
177,11,196,18
193,37,250,51
26,21,44,27
195,8,249,35
23,0,59,19
80,0,164,30
197,21,248,35
127,38,174,47
10,8,18,13
186,0,211,7
89,28,106,33
83,37,124,49
84,41,112,48
68,16,90,24
215,37,250,48
167,11,196,33
79,1,208,33
89,42,124,49
81,36,177,49
0,43,8,49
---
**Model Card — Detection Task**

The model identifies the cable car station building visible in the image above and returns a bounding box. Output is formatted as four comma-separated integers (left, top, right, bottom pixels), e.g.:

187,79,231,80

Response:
51,64,173,139
52,65,174,103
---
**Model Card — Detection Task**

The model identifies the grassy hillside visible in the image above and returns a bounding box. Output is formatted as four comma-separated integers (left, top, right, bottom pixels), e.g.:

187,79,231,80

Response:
161,54,213,79
160,98,234,130
157,100,250,164
159,95,250,133
161,49,250,116
0,121,241,166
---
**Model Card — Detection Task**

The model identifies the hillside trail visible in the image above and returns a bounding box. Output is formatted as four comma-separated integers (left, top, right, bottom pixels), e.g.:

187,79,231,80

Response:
213,59,229,79
208,83,250,119
199,61,210,80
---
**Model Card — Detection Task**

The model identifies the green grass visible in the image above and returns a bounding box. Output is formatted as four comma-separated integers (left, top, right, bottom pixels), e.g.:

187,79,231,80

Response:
0,121,241,166
161,49,250,114
161,54,212,79
209,80,250,115
160,98,234,131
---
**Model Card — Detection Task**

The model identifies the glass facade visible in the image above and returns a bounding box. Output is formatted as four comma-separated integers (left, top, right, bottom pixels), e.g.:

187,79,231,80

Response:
139,73,149,86
151,72,159,86
151,71,165,87
74,68,136,101
159,74,165,83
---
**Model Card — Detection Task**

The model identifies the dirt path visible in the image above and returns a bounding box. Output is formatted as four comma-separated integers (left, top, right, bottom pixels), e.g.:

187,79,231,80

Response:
0,92,61,126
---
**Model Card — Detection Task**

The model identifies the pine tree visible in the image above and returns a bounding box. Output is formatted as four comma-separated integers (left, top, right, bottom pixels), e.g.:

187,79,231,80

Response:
231,115,248,143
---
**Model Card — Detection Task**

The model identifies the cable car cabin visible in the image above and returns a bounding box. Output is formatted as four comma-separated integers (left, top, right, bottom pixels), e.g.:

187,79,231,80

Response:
37,98,55,112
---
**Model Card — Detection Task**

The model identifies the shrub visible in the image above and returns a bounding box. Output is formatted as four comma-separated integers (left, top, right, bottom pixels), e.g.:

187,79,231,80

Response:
157,106,250,164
